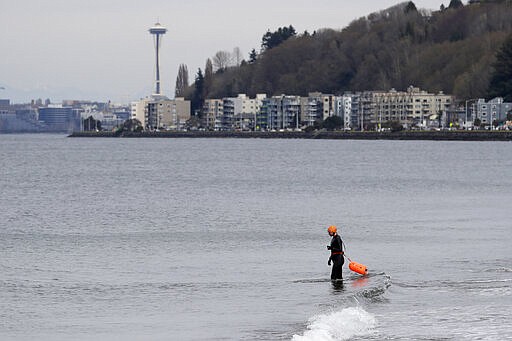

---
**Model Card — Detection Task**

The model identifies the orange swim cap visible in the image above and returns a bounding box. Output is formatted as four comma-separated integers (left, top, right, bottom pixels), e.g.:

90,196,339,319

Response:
327,225,337,234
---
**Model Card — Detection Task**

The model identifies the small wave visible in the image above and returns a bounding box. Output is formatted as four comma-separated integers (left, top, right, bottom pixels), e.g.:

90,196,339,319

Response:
484,267,512,273
291,307,376,341
357,285,388,301
293,278,332,284
394,277,512,288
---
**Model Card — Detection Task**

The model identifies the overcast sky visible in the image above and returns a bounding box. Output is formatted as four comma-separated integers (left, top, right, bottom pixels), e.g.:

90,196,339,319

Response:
1,0,453,103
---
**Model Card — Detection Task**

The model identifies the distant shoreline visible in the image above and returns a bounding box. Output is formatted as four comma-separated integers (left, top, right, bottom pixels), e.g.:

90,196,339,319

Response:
68,130,512,141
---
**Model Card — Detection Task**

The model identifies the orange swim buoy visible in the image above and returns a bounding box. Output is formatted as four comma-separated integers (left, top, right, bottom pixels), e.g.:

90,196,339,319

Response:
349,261,368,275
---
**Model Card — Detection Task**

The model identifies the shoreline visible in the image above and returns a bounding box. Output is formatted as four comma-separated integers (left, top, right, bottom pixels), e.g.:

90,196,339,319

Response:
68,130,512,141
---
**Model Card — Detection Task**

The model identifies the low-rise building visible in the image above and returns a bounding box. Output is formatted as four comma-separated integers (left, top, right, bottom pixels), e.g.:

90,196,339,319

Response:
474,97,512,127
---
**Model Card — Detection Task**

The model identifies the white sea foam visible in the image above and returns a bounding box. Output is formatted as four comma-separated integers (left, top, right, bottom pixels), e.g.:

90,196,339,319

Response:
292,307,376,341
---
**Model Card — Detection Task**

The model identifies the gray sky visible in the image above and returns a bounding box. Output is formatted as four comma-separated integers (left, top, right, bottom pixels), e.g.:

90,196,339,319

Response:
1,0,451,103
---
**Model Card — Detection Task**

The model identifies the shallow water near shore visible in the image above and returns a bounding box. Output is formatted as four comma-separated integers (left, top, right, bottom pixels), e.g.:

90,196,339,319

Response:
1,134,511,340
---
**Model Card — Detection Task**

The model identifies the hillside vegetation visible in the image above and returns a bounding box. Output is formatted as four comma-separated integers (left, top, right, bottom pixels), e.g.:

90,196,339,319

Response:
186,1,512,109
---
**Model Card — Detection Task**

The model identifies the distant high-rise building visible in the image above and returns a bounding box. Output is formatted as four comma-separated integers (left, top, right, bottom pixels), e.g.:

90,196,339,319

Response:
38,105,79,131
149,22,167,96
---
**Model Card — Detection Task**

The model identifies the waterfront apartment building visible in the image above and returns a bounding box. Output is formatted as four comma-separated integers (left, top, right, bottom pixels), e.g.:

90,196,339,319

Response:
341,86,453,130
259,95,301,130
473,97,512,126
301,96,322,127
233,94,266,131
202,86,454,131
220,97,236,131
299,87,452,130
153,97,191,130
300,92,338,127
210,94,266,131
203,99,223,130
131,98,149,125
131,96,190,130
248,94,267,130
339,94,360,130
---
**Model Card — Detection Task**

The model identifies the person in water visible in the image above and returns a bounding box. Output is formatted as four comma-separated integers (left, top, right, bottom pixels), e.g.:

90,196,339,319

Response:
327,225,344,280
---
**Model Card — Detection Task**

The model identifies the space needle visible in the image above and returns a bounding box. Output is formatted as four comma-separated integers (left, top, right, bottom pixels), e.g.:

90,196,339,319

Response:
149,22,167,96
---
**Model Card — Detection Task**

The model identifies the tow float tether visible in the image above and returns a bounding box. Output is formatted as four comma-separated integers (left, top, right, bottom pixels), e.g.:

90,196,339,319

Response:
342,241,368,275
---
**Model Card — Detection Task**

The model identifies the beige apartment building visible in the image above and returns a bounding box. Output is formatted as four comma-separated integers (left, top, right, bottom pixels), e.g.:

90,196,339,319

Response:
367,86,453,128
131,97,190,130
156,97,191,129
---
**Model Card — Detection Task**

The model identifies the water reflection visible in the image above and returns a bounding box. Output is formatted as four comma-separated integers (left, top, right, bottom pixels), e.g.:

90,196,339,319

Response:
351,276,369,288
330,279,345,292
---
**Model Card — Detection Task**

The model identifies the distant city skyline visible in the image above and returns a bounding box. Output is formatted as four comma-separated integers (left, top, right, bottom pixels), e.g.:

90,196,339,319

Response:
1,0,457,103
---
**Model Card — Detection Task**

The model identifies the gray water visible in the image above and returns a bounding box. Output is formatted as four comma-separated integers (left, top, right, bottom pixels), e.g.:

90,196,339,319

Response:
1,134,511,340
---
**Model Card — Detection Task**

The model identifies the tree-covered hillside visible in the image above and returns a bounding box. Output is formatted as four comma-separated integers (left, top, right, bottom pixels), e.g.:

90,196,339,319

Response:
185,1,512,111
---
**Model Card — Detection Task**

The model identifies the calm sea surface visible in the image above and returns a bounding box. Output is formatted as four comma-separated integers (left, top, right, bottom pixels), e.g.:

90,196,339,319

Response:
0,134,511,340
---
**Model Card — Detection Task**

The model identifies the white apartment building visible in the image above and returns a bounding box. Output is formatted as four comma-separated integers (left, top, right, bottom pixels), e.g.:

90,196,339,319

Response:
234,94,266,130
340,95,356,130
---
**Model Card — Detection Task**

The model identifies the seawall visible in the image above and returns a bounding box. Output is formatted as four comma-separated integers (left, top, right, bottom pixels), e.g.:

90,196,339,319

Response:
69,130,512,141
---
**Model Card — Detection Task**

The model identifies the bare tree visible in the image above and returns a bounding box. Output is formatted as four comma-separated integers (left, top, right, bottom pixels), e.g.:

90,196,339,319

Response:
212,50,232,72
175,64,189,98
232,47,243,66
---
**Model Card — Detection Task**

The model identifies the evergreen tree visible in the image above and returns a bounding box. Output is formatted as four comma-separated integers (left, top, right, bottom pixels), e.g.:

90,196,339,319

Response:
249,49,257,63
488,35,512,102
261,25,297,50
405,1,417,13
191,68,205,115
175,64,189,98
448,0,464,9
322,116,343,130
204,59,213,99
121,118,142,132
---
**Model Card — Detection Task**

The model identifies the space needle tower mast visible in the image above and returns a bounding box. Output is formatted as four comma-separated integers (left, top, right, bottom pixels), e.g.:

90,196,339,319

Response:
149,22,167,95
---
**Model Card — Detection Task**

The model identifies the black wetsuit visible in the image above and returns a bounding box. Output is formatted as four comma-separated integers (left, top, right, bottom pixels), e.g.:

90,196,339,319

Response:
329,234,344,280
